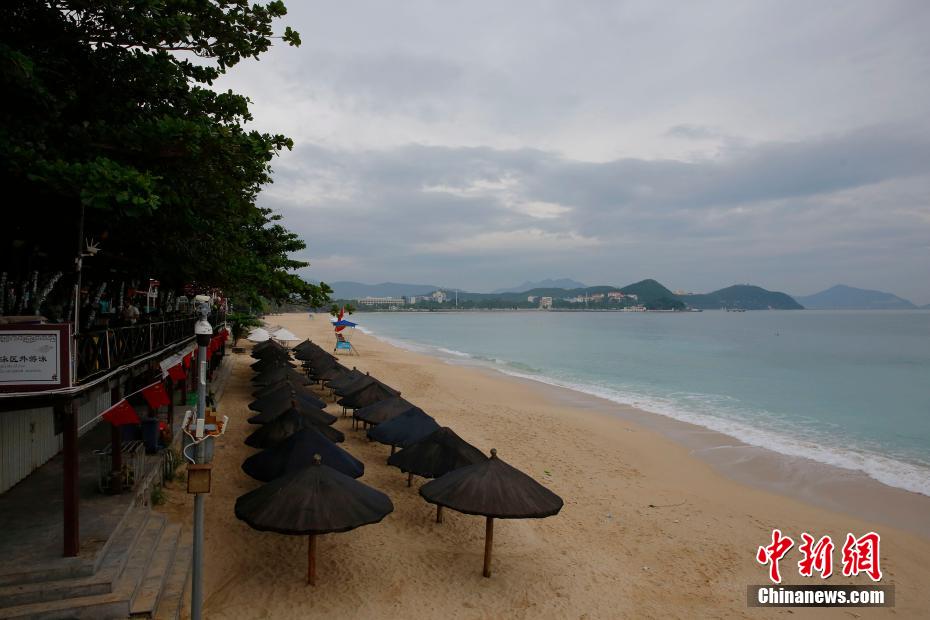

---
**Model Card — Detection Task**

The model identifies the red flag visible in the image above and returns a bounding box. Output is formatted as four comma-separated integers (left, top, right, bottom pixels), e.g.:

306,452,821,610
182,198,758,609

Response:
335,306,347,333
102,400,139,426
141,382,172,409
167,364,186,381
183,353,192,368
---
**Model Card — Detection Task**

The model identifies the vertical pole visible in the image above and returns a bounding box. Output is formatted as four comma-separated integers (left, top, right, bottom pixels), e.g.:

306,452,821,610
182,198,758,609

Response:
191,306,211,620
436,505,443,524
61,399,80,557
407,472,413,487
483,517,494,578
307,534,317,586
110,382,123,493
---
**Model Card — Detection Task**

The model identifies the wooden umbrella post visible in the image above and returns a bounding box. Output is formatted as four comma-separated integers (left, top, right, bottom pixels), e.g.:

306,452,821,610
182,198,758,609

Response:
307,534,317,586
436,505,444,524
483,517,494,578
407,472,413,487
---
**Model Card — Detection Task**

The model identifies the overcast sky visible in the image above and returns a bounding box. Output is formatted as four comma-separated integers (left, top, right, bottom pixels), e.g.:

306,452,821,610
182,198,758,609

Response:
216,1,930,302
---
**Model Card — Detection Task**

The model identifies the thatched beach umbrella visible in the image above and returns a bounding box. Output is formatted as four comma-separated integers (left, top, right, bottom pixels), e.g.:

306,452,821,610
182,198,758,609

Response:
251,339,287,357
366,408,439,455
419,448,563,577
235,456,393,585
245,408,345,448
326,368,365,391
310,363,349,384
354,396,416,428
337,381,399,413
251,357,296,372
388,427,486,498
242,428,364,481
248,400,336,426
252,366,309,387
249,384,326,412
251,379,318,400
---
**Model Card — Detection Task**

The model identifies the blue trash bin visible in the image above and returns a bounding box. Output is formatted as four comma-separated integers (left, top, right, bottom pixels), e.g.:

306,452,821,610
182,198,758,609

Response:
141,417,160,454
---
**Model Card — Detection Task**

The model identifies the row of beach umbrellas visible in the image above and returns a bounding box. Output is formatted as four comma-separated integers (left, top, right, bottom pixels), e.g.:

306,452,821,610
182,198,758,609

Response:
234,334,563,584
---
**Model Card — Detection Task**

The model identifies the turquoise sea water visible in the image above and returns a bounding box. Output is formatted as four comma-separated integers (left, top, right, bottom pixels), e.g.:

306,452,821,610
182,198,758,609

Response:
355,310,930,496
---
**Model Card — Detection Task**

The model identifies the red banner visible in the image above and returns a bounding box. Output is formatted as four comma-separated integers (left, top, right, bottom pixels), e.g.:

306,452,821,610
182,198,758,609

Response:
141,382,171,409
167,364,186,381
102,400,139,426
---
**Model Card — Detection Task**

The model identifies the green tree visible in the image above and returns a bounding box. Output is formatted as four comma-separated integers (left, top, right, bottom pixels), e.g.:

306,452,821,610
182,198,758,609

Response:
0,1,327,314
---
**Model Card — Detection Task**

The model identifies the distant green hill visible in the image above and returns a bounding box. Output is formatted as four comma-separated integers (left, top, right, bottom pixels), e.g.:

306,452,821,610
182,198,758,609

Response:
620,279,685,310
681,285,803,310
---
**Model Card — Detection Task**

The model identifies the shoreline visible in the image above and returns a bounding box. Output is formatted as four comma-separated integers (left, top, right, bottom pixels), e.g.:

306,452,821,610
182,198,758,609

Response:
355,319,930,535
167,312,930,618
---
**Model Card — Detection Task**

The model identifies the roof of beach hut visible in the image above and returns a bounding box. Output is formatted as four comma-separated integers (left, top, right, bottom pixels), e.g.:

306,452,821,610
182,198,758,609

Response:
272,327,300,342
292,339,314,352
248,400,336,426
235,456,393,585
247,327,271,343
310,363,349,383
250,357,296,372
419,448,563,519
242,427,364,481
387,427,486,479
245,409,345,448
337,381,399,410
366,408,439,449
354,397,417,426
251,378,315,400
251,338,285,355
326,369,366,391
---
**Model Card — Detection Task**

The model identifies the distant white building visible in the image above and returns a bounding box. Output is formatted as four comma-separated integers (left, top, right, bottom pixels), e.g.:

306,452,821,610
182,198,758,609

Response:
357,296,406,307
539,296,553,309
607,291,625,300
431,290,448,303
527,296,538,303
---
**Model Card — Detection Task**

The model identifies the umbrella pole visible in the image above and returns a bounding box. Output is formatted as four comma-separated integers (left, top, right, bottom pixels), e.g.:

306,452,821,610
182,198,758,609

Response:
436,505,443,524
483,517,494,577
307,534,317,586
407,472,413,487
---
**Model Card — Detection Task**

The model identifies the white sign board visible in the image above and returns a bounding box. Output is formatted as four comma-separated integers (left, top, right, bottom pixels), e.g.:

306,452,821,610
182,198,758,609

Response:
0,329,64,387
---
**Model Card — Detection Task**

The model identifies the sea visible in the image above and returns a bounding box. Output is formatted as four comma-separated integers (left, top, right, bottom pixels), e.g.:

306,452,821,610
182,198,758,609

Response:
354,310,930,497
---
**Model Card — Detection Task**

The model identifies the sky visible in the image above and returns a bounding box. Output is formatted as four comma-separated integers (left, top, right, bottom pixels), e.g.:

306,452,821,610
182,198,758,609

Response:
216,1,930,303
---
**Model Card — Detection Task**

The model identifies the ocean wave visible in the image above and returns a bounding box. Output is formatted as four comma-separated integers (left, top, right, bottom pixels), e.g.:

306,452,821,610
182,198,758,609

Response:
356,323,930,496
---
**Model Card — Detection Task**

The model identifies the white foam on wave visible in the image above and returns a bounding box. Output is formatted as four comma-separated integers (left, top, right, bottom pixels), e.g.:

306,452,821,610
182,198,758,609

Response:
357,323,930,496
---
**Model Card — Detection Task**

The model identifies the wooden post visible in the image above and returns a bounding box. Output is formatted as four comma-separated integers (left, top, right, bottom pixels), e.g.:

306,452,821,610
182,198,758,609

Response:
407,472,413,487
61,399,80,557
483,517,494,578
109,382,123,493
436,505,443,524
307,534,317,586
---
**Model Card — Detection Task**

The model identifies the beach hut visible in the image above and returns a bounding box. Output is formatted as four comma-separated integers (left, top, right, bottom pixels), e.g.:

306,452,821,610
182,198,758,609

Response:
242,428,364,481
251,379,317,400
245,408,345,448
419,449,563,577
235,456,393,585
272,327,300,343
250,358,297,373
366,408,439,455
388,427,486,495
353,396,416,429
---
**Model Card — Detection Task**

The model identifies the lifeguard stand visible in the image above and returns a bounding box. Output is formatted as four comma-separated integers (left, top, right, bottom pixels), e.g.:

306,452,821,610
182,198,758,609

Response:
332,318,358,355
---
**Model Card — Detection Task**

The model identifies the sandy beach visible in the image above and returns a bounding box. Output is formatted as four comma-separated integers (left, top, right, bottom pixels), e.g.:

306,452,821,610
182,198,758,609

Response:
157,312,930,619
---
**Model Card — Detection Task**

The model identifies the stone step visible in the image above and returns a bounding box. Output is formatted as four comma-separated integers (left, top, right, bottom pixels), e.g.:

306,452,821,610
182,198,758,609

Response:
0,507,149,608
0,514,166,620
129,523,181,617
152,530,191,620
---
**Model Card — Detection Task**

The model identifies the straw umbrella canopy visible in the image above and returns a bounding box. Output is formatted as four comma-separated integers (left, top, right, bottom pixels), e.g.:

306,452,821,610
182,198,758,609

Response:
248,399,336,426
388,427,486,494
251,344,291,359
251,357,296,372
337,382,399,412
251,379,317,400
235,456,393,585
242,428,364,481
249,384,326,412
310,363,349,384
245,408,345,448
247,327,271,342
354,397,417,427
419,448,563,577
331,373,377,397
292,339,315,353
366,408,439,455
252,366,309,387
272,327,300,343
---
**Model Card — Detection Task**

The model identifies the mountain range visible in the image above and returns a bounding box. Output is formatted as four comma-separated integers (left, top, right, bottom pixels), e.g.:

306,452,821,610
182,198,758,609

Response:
491,278,587,294
794,285,918,310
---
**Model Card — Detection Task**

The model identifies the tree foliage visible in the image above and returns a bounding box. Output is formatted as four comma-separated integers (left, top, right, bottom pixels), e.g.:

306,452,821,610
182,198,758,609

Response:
0,0,329,311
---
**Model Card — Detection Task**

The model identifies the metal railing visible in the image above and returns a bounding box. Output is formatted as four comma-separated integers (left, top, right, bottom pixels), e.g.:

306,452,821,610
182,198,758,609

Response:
74,312,225,382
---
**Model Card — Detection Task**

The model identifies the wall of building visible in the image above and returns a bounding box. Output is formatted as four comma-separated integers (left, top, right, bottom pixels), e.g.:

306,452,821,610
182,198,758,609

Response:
0,385,111,494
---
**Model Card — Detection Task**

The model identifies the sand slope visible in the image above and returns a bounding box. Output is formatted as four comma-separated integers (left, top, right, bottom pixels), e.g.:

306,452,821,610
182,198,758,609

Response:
156,313,930,619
